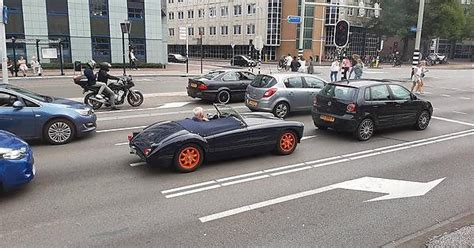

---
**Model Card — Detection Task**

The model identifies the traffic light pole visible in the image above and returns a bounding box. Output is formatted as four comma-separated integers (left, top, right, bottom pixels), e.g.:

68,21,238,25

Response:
298,1,305,58
412,0,425,70
1,0,8,83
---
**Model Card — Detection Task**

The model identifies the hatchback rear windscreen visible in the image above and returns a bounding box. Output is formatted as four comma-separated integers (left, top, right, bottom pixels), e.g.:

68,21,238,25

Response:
320,84,357,101
250,75,277,88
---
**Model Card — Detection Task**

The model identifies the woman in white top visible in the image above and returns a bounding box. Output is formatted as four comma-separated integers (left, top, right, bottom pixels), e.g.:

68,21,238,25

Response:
18,56,28,77
330,59,340,82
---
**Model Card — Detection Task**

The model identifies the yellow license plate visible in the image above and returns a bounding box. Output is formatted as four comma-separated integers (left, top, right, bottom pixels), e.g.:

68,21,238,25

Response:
190,83,198,88
247,100,258,107
320,115,335,122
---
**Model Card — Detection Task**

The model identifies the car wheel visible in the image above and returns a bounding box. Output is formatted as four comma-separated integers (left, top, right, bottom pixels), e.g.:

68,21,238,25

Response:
276,131,298,155
43,118,76,145
174,144,204,173
216,90,231,104
273,102,290,118
414,110,431,130
355,118,374,141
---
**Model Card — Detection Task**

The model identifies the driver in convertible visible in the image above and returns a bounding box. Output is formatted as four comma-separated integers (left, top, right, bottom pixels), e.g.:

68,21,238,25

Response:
192,107,209,122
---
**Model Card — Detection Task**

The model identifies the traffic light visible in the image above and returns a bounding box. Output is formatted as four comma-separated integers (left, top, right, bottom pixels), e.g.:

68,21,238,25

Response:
334,20,350,48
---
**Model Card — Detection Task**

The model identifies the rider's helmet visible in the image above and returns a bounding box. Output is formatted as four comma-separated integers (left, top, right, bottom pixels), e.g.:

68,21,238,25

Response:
87,59,96,69
99,62,112,71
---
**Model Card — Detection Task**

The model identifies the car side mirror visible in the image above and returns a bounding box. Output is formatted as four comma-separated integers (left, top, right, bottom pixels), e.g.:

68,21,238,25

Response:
13,100,25,109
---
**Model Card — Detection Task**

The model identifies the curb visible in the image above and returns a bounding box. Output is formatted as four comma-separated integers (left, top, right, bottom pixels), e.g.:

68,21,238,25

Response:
5,73,201,81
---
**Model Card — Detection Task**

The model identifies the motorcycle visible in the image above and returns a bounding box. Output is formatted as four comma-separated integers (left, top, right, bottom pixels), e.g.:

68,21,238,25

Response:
74,75,144,110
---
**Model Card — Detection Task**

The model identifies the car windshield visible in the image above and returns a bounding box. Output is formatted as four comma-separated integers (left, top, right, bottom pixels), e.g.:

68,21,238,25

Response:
250,75,277,88
7,85,53,102
320,84,357,101
214,104,246,125
201,71,224,80
175,54,185,59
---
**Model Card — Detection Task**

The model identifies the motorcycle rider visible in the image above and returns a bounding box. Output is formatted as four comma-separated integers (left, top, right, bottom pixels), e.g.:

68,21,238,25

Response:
97,62,119,110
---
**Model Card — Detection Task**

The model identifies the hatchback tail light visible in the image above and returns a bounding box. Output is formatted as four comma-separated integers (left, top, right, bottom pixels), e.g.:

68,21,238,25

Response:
263,88,277,98
143,148,152,156
128,134,133,141
198,84,208,90
346,103,357,113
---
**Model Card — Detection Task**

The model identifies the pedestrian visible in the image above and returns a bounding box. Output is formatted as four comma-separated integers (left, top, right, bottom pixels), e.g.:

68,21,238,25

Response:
30,56,42,76
307,56,315,74
285,54,293,71
353,58,364,79
290,56,301,72
349,54,359,79
6,57,14,77
416,60,428,94
411,63,423,94
330,59,340,82
129,48,139,70
298,56,306,73
17,56,28,77
341,56,351,80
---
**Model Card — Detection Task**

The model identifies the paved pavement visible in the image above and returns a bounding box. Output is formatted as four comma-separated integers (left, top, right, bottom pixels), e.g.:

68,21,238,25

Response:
0,67,473,247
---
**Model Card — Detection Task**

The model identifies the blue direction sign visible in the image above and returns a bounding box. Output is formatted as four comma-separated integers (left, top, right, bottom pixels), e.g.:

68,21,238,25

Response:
287,15,302,24
410,26,417,32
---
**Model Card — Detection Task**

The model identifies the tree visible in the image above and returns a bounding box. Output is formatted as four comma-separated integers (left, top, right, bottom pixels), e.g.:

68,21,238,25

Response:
423,0,466,40
462,5,474,40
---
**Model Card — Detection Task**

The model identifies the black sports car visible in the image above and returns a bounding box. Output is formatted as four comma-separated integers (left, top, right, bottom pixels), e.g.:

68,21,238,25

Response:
231,55,257,67
129,105,304,172
187,70,256,104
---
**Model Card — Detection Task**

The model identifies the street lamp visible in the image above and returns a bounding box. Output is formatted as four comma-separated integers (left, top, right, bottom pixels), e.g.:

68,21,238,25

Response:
120,20,131,75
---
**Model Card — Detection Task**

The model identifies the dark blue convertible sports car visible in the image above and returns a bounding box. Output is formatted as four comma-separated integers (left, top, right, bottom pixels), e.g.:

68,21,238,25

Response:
129,105,304,172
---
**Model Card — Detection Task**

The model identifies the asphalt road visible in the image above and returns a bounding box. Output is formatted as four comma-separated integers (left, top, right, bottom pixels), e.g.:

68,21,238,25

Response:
1,66,473,247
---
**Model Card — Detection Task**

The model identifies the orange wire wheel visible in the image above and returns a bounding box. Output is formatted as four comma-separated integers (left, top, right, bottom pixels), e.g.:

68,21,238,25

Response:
277,131,297,155
175,144,203,172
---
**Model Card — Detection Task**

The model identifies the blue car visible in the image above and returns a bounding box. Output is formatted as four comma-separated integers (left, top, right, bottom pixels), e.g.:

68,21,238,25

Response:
0,130,35,191
0,84,97,145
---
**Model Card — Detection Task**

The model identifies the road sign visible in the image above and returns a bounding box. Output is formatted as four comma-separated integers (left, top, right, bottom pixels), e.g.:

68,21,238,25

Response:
231,43,235,49
179,27,187,40
254,36,263,51
287,15,302,24
410,26,417,32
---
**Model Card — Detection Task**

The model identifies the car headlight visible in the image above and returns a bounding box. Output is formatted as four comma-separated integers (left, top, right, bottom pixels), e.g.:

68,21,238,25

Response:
75,108,93,116
0,147,27,160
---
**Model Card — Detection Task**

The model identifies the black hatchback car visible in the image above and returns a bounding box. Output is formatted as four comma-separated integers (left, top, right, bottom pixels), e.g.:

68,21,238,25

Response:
231,55,257,67
312,80,433,141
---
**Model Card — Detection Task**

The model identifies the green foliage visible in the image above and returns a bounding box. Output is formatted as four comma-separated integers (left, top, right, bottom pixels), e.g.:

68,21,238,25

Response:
423,0,466,40
462,5,474,39
367,0,418,39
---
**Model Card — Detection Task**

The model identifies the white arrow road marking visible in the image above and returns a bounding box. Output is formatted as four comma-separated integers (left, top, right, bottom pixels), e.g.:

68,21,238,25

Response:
157,102,191,109
199,177,445,223
162,129,474,199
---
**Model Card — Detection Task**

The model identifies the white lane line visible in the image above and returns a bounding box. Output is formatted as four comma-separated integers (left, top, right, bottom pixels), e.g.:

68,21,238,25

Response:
115,142,129,146
165,185,222,198
432,116,474,127
97,126,147,133
216,171,265,183
440,94,451,97
452,111,468,115
157,102,191,109
96,105,177,115
161,129,474,198
69,92,187,102
424,91,433,95
460,97,471,100
301,135,318,141
221,175,270,186
130,162,147,167
199,185,336,223
161,181,217,194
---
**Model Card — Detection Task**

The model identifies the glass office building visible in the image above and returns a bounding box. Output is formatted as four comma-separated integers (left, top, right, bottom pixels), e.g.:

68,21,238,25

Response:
4,0,168,65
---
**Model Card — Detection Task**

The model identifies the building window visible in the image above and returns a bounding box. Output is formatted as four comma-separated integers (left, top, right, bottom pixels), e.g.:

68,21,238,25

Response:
168,0,174,3
187,10,194,19
209,7,216,17
178,11,184,19
247,24,255,35
209,26,216,35
221,26,228,35
178,0,183,2
233,25,241,35
169,28,175,36
168,12,174,20
347,8,354,16
128,8,144,19
198,27,205,35
234,5,242,16
220,6,228,17
90,0,108,17
198,9,205,18
188,27,194,36
91,36,111,62
46,0,68,15
247,3,256,15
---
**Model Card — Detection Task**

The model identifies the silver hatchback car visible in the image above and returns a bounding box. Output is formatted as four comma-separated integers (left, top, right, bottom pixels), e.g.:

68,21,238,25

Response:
245,73,328,118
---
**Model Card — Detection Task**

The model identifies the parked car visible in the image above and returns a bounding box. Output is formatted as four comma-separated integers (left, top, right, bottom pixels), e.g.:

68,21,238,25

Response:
312,80,433,141
245,73,328,118
231,55,257,67
168,53,188,63
187,70,256,104
0,84,97,145
426,53,448,65
0,130,35,191
129,104,304,172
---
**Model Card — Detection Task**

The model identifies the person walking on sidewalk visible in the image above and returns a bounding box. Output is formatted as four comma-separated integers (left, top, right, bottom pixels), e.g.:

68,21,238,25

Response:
353,57,364,79
341,56,351,80
17,56,28,77
290,56,301,72
129,49,139,70
330,59,340,82
411,63,423,94
307,56,315,74
7,58,14,77
285,54,293,71
30,56,42,76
